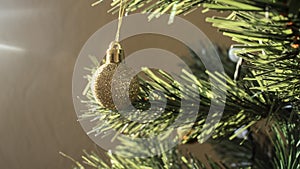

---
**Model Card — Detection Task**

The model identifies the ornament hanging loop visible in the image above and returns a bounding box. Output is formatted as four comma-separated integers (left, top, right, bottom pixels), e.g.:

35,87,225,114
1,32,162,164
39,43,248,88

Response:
106,41,124,64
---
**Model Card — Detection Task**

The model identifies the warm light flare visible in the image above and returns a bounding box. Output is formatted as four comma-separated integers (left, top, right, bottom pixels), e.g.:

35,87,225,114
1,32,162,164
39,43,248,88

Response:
0,44,24,52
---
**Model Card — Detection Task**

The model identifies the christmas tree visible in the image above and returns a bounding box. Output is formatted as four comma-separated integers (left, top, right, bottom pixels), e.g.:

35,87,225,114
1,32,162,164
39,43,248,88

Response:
65,0,300,168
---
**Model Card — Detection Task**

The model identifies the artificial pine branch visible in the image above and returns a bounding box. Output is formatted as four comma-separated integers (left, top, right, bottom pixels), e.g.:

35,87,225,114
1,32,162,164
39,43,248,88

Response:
69,0,300,168
207,9,300,103
69,146,229,169
81,55,276,144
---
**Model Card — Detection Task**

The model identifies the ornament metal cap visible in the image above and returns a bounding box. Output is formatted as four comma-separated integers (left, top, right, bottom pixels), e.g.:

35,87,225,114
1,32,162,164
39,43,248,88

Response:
106,41,125,64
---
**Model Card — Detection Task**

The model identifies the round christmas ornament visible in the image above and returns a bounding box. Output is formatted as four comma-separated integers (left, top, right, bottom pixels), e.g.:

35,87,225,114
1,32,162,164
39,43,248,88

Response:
91,41,139,110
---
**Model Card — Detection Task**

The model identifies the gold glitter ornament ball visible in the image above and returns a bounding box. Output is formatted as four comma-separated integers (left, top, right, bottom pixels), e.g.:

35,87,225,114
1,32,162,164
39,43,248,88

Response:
91,42,139,110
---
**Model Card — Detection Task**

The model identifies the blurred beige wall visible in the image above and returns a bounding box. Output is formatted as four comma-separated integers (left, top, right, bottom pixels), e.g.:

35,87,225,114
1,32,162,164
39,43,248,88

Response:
0,0,232,168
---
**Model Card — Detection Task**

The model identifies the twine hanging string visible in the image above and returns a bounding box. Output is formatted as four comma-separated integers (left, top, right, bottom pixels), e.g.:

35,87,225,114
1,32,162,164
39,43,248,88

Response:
91,0,126,43
115,0,126,42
